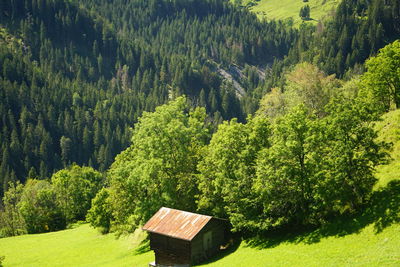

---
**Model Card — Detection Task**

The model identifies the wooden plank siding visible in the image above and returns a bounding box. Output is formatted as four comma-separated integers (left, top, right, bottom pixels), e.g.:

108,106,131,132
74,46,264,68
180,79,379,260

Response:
191,219,227,264
150,234,191,256
150,233,191,266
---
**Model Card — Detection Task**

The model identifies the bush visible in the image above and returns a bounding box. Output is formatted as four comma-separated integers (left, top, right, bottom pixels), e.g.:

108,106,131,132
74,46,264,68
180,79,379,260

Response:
52,165,103,223
0,182,26,237
86,188,112,234
19,179,66,234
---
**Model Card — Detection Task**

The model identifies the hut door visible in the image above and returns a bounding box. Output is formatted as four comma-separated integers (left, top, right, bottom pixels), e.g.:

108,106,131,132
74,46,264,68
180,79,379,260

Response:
203,231,212,251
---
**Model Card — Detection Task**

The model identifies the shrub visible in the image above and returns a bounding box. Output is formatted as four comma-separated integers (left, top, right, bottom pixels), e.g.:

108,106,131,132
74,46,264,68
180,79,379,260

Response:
86,188,112,234
19,180,66,234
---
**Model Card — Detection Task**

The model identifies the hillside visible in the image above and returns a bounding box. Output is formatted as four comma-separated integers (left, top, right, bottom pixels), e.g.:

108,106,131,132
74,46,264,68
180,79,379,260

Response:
0,0,297,194
238,0,340,26
203,225,400,266
1,110,399,267
375,109,400,188
1,0,399,196
1,0,400,265
0,224,153,267
0,222,398,266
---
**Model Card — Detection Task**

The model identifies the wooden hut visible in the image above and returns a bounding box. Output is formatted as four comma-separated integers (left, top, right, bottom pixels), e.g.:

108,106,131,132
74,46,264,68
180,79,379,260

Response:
142,207,229,267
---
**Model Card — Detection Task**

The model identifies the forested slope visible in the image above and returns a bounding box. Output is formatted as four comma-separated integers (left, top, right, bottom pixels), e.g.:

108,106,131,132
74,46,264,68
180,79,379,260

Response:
1,0,399,197
0,0,297,196
285,0,400,77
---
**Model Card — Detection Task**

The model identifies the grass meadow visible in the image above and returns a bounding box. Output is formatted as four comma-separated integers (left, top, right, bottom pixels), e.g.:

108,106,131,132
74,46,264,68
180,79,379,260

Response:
238,0,340,26
0,224,152,267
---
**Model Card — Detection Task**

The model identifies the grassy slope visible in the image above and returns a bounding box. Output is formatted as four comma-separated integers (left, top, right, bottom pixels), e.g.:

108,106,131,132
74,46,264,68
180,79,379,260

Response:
0,224,153,267
1,110,399,267
238,0,340,26
374,109,400,188
201,224,400,266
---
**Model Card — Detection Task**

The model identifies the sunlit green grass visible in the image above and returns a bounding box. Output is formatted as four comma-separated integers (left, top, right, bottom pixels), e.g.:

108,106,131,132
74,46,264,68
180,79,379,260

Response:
1,220,398,266
375,109,400,188
0,224,152,267
237,0,340,26
200,223,400,266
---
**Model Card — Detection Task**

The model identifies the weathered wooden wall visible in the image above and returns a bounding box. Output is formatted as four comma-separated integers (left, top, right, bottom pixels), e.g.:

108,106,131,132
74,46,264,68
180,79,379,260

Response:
150,233,191,265
191,219,227,264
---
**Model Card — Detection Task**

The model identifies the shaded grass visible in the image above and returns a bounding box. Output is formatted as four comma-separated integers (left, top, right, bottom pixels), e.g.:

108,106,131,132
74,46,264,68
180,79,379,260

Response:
134,238,151,255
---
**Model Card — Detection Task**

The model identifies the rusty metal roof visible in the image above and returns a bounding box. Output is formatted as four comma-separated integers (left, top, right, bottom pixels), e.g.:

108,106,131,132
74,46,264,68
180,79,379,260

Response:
142,207,213,241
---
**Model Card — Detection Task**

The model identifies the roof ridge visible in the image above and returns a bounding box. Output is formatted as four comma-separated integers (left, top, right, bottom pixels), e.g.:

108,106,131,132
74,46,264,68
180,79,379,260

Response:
142,207,214,241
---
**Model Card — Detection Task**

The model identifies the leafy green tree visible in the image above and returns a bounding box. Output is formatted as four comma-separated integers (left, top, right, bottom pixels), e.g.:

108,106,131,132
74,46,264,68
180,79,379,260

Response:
285,62,341,117
107,96,209,232
257,63,341,121
18,179,65,234
52,165,103,223
198,116,270,232
361,40,400,112
256,87,287,120
0,182,26,237
255,105,322,229
255,98,388,230
320,98,388,212
86,188,112,234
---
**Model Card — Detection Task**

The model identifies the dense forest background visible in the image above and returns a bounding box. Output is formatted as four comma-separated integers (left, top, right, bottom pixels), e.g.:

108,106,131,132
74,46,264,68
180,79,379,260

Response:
0,0,297,196
1,0,400,237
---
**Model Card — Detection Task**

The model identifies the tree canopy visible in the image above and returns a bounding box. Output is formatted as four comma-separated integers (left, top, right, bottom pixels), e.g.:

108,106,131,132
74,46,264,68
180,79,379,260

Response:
107,96,209,232
361,40,400,112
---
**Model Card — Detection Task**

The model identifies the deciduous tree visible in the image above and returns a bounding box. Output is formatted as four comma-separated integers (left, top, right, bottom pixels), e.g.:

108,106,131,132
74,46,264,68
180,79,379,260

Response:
107,96,209,232
198,116,270,232
18,180,65,234
0,182,26,237
52,165,103,223
361,40,400,112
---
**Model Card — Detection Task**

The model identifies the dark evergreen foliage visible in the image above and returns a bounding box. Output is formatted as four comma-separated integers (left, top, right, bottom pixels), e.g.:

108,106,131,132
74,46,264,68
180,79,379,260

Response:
299,5,310,20
0,0,296,196
287,0,400,78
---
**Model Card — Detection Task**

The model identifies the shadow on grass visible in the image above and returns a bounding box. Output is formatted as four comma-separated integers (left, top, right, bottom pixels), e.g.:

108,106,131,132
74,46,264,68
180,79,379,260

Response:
195,234,242,266
133,239,150,255
246,180,400,249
